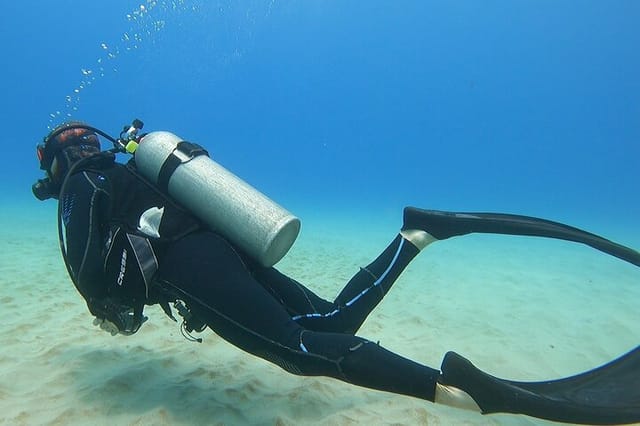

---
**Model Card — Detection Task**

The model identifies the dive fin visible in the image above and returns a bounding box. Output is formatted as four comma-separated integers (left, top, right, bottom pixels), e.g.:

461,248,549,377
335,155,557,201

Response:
403,207,640,267
439,348,640,425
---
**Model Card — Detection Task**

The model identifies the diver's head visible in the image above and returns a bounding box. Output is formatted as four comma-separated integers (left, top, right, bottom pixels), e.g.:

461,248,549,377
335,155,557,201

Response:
38,122,101,180
33,122,101,200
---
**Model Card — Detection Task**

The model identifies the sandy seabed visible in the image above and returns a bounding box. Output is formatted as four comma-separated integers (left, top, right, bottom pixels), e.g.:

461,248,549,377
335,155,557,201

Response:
1,204,638,426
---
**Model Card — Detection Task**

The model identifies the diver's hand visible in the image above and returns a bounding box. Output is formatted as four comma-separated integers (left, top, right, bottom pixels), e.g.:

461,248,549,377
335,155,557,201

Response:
93,317,122,336
89,297,147,336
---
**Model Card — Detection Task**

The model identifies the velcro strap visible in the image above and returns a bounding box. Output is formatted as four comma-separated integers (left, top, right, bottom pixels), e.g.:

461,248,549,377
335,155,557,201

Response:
157,141,209,193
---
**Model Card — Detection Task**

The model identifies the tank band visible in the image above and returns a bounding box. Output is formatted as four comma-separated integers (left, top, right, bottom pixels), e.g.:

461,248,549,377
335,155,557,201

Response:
157,141,209,192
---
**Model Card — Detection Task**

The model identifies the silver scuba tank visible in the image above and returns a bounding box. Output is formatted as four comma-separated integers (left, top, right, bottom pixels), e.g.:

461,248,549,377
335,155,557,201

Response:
134,131,300,267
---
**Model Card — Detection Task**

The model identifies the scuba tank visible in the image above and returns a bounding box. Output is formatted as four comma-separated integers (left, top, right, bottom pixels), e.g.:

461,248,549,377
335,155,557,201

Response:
134,131,300,267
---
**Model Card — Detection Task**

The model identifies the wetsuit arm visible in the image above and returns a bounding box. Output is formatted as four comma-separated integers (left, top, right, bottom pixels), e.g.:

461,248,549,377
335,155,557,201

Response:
62,171,111,303
62,170,147,334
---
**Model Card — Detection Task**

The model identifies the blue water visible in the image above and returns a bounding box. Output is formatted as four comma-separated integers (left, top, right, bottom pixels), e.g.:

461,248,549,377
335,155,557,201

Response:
2,1,639,237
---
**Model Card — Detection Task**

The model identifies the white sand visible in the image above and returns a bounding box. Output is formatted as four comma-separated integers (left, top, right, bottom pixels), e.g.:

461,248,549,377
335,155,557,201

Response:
1,204,638,425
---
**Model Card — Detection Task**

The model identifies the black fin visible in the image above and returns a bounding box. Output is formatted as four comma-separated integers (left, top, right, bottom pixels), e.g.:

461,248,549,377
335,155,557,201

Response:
403,207,640,267
439,348,640,425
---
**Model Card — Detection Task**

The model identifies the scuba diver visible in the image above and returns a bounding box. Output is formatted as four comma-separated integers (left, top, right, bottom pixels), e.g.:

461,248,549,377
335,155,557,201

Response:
33,120,640,425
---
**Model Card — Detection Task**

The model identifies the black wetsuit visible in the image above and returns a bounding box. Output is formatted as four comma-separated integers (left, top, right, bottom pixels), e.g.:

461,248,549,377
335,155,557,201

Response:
62,159,440,402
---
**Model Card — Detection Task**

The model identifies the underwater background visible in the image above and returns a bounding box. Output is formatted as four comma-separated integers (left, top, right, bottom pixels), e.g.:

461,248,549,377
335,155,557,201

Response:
0,1,638,425
1,0,638,225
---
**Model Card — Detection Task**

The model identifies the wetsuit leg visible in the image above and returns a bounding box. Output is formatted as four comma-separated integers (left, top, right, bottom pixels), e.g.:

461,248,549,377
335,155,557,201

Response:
156,231,439,401
252,234,421,334
249,267,336,318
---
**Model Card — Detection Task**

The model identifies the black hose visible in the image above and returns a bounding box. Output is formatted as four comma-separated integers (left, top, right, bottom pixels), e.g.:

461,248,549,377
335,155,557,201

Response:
45,123,119,146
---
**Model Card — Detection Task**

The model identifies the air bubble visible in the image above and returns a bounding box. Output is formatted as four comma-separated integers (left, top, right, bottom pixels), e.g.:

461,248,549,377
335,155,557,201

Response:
49,0,195,125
